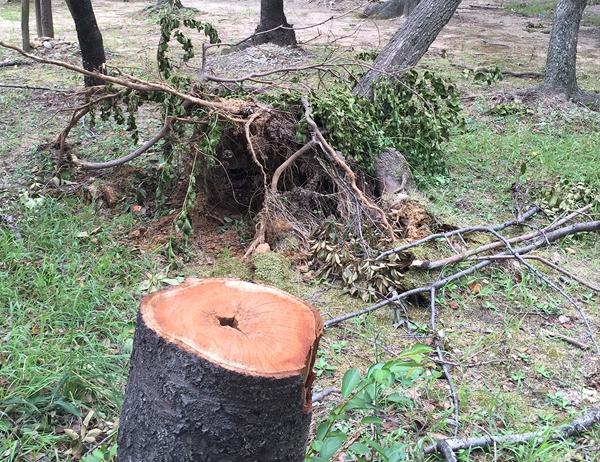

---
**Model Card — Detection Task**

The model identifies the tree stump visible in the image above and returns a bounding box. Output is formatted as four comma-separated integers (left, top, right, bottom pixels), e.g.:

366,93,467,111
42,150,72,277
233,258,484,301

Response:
117,277,323,462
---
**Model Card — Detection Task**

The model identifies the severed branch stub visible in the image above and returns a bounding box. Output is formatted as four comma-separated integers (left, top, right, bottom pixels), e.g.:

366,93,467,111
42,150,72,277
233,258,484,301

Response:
118,277,323,462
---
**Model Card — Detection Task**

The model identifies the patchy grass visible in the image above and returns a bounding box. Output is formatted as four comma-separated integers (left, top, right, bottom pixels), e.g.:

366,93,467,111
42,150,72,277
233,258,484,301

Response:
503,1,558,18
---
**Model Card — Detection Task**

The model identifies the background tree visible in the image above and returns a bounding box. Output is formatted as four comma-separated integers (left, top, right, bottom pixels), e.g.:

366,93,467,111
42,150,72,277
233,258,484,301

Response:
40,0,53,37
362,0,421,20
537,0,598,107
253,0,297,47
34,0,42,37
66,0,106,87
354,0,461,99
21,0,30,52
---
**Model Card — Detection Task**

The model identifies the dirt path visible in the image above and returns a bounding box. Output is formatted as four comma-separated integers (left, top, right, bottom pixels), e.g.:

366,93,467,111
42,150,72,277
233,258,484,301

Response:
1,0,598,77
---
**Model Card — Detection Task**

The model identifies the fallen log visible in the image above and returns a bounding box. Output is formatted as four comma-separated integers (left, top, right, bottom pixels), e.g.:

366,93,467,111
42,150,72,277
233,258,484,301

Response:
117,277,323,462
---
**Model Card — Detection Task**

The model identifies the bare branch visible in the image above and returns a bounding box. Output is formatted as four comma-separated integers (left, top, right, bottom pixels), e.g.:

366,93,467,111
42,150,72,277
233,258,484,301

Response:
375,206,540,261
423,406,600,459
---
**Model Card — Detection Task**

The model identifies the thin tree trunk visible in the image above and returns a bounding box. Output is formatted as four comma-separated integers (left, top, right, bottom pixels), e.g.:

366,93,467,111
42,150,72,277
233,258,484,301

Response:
34,0,42,37
118,277,322,462
354,0,460,100
538,0,587,97
68,0,106,87
21,0,30,52
254,0,297,47
39,0,53,38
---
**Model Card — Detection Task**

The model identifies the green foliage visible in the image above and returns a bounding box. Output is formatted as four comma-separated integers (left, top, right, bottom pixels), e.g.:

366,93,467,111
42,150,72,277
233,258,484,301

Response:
306,343,432,461
157,10,220,80
534,178,599,216
490,100,534,117
473,66,504,86
305,70,463,176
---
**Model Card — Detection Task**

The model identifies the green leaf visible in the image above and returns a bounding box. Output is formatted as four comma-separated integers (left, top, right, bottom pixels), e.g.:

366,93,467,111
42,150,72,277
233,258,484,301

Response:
54,398,82,416
360,416,382,424
341,369,361,398
348,442,370,455
319,437,344,459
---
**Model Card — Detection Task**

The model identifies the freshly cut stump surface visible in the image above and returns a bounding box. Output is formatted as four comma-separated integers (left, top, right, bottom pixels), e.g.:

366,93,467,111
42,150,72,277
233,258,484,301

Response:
117,277,323,462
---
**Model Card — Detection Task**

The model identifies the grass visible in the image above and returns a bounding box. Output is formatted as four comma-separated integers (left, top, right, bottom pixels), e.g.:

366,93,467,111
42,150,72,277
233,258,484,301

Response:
0,197,160,459
503,1,558,18
1,4,600,461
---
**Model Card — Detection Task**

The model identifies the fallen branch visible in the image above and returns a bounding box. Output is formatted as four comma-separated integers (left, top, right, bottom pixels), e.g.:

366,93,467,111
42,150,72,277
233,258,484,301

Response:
312,387,341,403
471,254,600,292
483,40,508,47
375,206,540,261
431,287,460,437
323,259,493,327
300,97,396,242
451,63,543,79
0,83,72,92
469,4,505,10
482,227,600,355
413,213,598,269
424,406,600,460
541,329,589,350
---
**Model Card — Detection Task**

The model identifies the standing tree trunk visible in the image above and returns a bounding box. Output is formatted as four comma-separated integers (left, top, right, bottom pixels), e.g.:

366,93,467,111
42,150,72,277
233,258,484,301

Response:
39,0,53,38
354,0,461,100
21,0,30,52
118,277,323,462
537,0,586,98
362,0,421,19
34,0,42,37
67,0,106,87
253,0,297,47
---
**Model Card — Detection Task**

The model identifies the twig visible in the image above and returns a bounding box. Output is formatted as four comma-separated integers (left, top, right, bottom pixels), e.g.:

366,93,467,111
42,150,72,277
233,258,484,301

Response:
271,138,317,193
541,329,589,350
0,60,31,67
471,254,600,292
482,227,600,355
312,387,341,403
0,83,72,92
300,97,396,241
423,406,600,458
483,40,508,47
430,358,507,368
431,287,460,437
375,206,540,261
452,63,542,79
469,4,505,9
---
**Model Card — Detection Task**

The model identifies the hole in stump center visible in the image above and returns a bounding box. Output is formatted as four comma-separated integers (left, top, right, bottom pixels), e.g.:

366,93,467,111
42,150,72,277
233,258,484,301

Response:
218,316,239,330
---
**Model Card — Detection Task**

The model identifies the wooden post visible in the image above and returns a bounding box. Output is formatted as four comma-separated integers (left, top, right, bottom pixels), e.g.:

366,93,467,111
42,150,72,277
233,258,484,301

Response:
117,277,323,462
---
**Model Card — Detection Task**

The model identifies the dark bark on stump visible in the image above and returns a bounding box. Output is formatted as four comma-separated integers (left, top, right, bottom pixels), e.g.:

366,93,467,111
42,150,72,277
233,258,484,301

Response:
354,0,461,100
39,0,53,38
538,0,586,98
254,0,297,47
362,0,421,20
68,0,106,87
118,277,322,462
